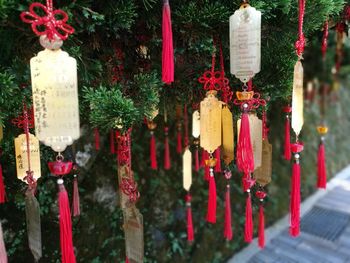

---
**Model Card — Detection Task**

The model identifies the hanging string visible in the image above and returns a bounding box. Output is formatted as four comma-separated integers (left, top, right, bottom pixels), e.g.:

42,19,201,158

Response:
295,0,306,57
321,20,329,60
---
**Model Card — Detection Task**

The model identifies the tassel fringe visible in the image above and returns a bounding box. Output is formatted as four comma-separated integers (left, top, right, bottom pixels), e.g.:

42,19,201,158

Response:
162,1,174,84
186,194,194,242
206,172,216,224
258,205,265,248
317,142,327,189
224,185,233,241
244,193,253,243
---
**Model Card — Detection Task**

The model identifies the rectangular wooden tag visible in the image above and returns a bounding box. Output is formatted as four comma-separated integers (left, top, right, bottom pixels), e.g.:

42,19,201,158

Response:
222,105,234,165
253,140,272,186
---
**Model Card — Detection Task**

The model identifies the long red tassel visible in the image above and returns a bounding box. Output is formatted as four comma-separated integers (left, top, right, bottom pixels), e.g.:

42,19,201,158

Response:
125,257,129,263
194,148,200,172
244,193,253,243
150,133,158,170
176,130,182,154
284,115,291,160
224,185,233,241
258,205,265,248
94,128,100,151
206,170,216,224
290,160,301,237
186,194,194,242
236,112,254,175
164,127,171,170
214,148,221,173
0,223,7,263
0,165,5,204
58,180,76,263
110,130,115,154
162,0,174,84
317,142,327,189
72,176,80,217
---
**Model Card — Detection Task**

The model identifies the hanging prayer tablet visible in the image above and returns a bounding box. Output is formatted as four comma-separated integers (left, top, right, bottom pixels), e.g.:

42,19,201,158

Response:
183,148,192,191
124,207,144,263
192,110,200,139
30,49,80,152
200,91,222,153
237,113,262,169
291,61,304,137
222,105,234,165
229,4,261,83
15,134,41,182
254,140,272,186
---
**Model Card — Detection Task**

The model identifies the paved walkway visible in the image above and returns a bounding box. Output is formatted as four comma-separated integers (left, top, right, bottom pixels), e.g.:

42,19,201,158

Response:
229,166,350,263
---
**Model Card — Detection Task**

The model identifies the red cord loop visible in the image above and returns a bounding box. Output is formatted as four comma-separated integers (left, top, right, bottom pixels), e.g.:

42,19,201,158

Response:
20,1,74,41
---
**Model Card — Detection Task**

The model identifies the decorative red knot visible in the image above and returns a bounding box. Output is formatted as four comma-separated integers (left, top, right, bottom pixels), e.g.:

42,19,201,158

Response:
295,34,306,57
291,142,304,154
198,70,229,91
120,177,140,203
256,190,267,200
233,91,266,111
20,1,74,41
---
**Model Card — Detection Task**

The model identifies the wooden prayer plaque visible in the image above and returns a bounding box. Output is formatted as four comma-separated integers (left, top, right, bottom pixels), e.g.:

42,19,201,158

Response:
30,49,80,152
291,60,304,137
254,140,272,186
15,134,41,182
183,148,192,191
200,91,222,153
124,207,144,263
192,110,200,139
222,105,234,165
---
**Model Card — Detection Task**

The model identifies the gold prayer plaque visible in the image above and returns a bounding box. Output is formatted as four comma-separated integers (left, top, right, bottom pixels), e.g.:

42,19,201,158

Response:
254,140,272,186
200,91,222,153
291,60,304,136
15,134,41,182
183,148,192,191
237,113,262,170
222,105,234,165
30,49,80,152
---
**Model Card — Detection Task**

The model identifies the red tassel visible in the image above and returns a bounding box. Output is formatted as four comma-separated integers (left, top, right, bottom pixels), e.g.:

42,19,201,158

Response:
258,205,265,248
94,128,100,151
164,127,171,170
176,130,182,154
236,112,254,175
150,132,158,170
0,223,7,263
284,117,291,160
290,159,301,237
214,148,221,173
110,130,115,154
126,257,129,263
194,148,200,172
206,171,216,224
200,148,205,168
58,180,76,263
244,193,253,243
317,142,327,189
283,107,292,160
162,0,174,84
0,165,5,204
186,194,194,242
72,176,80,217
224,185,233,241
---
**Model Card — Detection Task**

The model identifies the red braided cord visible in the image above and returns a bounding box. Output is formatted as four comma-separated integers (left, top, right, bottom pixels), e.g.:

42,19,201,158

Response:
295,0,306,57
321,21,329,59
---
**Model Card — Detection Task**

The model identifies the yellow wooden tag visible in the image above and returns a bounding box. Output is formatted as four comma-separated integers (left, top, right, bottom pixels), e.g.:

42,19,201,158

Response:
192,110,200,139
237,113,262,170
30,49,80,152
14,134,41,182
222,105,234,165
254,139,272,186
291,60,304,137
200,91,222,153
183,148,192,191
